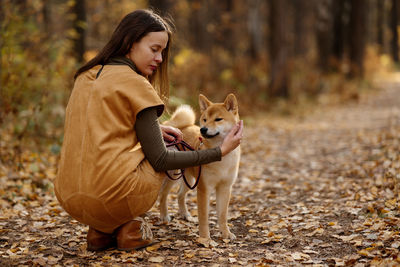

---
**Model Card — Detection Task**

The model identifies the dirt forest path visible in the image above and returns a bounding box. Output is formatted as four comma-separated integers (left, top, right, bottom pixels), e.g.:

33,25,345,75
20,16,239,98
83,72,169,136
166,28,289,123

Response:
1,76,400,266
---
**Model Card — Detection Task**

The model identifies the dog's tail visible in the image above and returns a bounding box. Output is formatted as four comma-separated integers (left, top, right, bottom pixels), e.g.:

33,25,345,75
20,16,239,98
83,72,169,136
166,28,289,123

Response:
166,105,196,129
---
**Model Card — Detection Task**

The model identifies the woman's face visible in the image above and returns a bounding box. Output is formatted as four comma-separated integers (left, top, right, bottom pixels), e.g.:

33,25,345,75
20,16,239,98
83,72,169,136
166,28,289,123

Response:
126,31,169,76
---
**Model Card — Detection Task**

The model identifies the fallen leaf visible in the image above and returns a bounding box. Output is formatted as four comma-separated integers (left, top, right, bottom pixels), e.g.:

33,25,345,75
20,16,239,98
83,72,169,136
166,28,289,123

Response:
149,256,164,263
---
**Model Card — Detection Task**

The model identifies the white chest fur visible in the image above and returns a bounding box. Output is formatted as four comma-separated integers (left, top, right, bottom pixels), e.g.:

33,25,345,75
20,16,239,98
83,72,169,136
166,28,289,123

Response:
200,146,240,186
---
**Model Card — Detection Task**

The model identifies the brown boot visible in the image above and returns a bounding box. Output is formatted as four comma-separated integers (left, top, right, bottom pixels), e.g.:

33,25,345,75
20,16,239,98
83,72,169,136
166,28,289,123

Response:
87,227,116,251
116,218,153,251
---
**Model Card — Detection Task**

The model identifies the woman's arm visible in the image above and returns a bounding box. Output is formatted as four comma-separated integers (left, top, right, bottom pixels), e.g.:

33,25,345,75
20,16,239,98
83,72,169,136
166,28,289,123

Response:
135,107,221,172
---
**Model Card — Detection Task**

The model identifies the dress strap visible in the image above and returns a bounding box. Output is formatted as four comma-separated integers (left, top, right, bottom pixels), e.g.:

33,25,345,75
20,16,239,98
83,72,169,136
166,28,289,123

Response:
95,65,105,79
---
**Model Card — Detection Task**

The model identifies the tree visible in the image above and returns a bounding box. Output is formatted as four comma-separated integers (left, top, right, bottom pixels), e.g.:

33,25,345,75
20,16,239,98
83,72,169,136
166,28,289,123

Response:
377,0,385,52
0,0,4,121
315,0,334,72
247,0,263,60
214,0,235,54
42,0,51,37
348,0,368,78
268,0,290,98
293,0,314,57
72,0,86,63
331,0,350,70
187,0,211,53
390,0,399,63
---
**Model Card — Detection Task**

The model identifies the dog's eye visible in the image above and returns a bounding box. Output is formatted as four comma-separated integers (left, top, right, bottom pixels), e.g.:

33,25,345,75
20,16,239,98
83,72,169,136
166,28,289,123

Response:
215,118,223,122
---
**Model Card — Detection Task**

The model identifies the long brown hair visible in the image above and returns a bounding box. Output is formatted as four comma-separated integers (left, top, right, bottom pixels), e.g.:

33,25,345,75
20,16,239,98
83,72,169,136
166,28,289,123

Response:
74,9,174,103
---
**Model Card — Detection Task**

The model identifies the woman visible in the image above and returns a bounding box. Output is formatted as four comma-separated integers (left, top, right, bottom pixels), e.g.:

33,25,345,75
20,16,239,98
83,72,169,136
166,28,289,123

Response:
54,9,243,252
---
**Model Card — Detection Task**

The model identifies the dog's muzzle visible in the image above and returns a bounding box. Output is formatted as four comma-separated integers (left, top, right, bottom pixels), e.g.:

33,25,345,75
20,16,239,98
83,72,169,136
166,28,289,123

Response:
200,127,219,139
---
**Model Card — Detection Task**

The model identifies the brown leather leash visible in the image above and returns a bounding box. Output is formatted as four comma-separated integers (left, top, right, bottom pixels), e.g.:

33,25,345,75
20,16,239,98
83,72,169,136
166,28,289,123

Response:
165,139,202,190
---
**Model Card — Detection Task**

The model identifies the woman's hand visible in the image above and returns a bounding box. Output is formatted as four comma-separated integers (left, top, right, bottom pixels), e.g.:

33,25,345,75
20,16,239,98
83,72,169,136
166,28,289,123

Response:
220,120,243,157
160,125,183,143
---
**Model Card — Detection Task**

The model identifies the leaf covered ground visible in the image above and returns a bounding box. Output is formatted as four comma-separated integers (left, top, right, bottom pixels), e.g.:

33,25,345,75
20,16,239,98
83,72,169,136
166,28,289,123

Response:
1,77,400,266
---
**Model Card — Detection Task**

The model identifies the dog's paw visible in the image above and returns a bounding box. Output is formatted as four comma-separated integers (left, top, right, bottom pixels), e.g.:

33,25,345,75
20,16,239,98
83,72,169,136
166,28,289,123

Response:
221,231,236,240
196,237,218,248
159,214,172,223
179,212,196,222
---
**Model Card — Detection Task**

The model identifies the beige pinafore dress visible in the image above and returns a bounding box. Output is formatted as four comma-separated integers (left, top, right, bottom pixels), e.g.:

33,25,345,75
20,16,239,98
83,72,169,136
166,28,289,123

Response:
54,64,164,233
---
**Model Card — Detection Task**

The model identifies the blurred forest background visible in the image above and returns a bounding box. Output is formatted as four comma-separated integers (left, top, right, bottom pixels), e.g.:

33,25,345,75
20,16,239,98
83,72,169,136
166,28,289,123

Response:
1,0,400,152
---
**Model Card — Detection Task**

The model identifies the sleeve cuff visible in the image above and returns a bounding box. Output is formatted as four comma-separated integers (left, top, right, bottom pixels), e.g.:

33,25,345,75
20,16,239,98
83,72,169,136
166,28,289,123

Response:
215,147,222,161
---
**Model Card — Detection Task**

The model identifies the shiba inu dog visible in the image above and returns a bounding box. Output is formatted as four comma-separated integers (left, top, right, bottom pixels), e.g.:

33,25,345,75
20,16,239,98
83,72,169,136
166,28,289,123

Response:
159,93,240,240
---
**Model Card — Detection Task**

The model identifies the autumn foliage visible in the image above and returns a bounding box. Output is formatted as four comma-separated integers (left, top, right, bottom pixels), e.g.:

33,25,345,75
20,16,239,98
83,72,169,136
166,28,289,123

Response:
1,0,400,265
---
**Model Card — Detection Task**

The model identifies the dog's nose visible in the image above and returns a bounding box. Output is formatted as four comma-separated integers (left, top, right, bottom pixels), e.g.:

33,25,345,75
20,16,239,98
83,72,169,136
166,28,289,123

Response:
200,127,208,135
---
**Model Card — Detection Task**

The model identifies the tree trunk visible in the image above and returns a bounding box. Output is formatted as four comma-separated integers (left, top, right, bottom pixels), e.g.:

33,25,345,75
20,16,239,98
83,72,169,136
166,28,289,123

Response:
42,0,51,37
15,0,27,10
188,0,212,53
41,0,52,88
348,0,368,78
377,0,385,52
216,0,234,54
332,0,350,69
390,0,399,62
315,0,333,72
247,0,263,60
72,0,86,63
268,0,290,98
293,0,313,57
0,0,4,121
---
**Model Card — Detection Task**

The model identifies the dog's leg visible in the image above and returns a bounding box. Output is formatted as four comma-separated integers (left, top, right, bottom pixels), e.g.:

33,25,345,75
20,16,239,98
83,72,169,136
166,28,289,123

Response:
159,177,175,223
216,183,236,240
177,176,195,222
197,182,211,239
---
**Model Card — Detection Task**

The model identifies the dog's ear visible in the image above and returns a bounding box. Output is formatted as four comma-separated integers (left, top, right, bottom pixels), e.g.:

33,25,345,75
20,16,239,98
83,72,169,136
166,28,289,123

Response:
199,94,212,113
224,94,238,114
